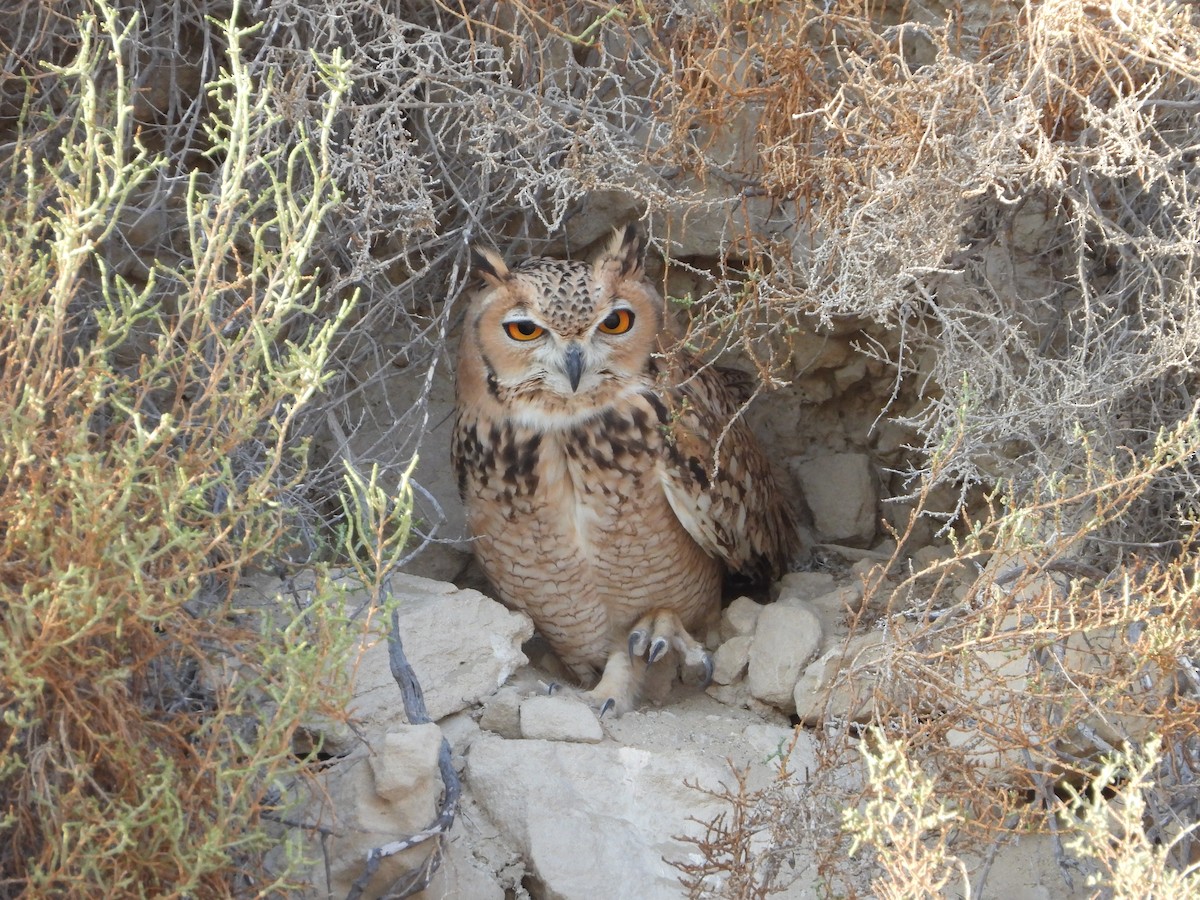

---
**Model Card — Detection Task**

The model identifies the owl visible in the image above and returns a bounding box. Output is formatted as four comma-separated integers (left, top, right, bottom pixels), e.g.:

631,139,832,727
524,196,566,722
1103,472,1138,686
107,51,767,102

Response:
452,225,799,715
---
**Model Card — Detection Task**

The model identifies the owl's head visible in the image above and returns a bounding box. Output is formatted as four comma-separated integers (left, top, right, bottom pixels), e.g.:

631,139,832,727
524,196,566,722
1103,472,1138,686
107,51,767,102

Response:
459,225,664,427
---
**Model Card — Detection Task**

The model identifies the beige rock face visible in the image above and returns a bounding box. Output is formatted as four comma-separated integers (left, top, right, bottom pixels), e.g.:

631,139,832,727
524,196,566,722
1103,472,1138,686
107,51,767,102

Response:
242,573,532,898
518,695,604,743
748,603,824,709
466,700,819,900
349,574,534,728
791,452,879,544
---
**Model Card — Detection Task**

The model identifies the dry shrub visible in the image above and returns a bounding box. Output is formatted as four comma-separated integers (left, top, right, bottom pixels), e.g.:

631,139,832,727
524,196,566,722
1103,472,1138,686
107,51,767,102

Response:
679,416,1200,897
0,1,365,893
675,452,1200,900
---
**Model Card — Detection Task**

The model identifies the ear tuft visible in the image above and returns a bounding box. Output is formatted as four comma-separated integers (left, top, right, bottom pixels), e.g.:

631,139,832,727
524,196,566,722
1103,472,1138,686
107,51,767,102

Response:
471,246,510,286
606,223,646,277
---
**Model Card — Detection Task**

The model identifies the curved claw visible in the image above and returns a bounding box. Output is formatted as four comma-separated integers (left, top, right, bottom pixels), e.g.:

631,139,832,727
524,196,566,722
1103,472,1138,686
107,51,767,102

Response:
647,637,669,665
698,653,714,689
628,629,649,661
599,697,615,718
545,681,560,696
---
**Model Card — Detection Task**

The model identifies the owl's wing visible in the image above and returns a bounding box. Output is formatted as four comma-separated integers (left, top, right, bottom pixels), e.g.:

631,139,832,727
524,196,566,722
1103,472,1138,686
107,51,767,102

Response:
650,357,800,583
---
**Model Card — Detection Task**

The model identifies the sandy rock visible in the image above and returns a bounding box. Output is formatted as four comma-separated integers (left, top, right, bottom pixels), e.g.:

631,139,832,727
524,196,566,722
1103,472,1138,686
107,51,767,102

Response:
793,630,888,726
519,695,604,743
470,736,710,898
558,190,645,251
438,710,481,774
720,595,765,641
773,571,836,604
748,603,824,710
833,355,868,391
479,686,524,739
707,680,788,717
348,574,533,731
791,452,878,544
467,698,817,900
301,732,445,899
794,375,835,404
419,830,508,900
791,329,852,373
711,634,753,685
783,584,862,641
370,724,444,802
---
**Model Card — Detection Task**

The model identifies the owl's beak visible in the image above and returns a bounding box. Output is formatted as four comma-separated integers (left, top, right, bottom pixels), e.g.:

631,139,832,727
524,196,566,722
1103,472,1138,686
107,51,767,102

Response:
562,342,584,392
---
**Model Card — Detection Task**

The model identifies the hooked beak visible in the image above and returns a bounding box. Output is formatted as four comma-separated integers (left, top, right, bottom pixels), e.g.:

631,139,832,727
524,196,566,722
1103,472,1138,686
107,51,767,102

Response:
562,342,584,392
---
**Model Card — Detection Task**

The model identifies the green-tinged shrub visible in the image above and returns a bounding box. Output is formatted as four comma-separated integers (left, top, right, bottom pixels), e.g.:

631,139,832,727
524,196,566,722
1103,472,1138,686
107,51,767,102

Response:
1064,738,1200,900
843,730,968,900
0,1,362,894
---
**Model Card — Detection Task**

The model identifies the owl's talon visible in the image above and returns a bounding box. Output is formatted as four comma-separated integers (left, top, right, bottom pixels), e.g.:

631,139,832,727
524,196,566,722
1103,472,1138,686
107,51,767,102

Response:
647,637,669,665
599,697,615,718
628,630,649,660
699,653,714,689
543,681,560,696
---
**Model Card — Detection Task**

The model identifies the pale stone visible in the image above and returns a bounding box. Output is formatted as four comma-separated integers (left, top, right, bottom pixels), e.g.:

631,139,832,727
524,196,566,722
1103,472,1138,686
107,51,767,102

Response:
437,710,480,774
833,355,868,391
783,584,862,639
370,724,444,803
793,630,888,726
772,571,836,604
791,452,878,544
479,686,523,739
748,604,823,710
347,575,534,730
791,329,851,373
519,695,604,743
711,634,753,685
720,595,764,641
419,825,508,900
302,735,444,900
467,699,821,900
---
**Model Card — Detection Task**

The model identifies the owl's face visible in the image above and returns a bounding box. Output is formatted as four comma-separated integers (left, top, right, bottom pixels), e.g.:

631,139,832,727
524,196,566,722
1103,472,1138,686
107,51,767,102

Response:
458,226,664,429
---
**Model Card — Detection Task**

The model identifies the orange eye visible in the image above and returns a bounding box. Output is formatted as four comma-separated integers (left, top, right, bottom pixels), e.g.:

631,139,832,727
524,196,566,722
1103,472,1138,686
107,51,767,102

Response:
598,309,635,335
504,320,545,341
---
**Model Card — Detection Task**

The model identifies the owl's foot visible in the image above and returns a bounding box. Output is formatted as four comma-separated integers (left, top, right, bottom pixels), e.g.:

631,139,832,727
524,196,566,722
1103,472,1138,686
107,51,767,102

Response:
582,649,643,718
627,609,714,688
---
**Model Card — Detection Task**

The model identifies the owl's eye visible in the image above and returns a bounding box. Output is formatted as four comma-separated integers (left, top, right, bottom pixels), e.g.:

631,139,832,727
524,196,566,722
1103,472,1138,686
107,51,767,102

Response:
598,309,635,335
504,320,545,341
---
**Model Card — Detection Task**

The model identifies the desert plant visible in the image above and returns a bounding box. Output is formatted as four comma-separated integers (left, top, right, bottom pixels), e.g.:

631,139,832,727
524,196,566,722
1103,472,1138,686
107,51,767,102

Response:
842,729,969,900
1063,737,1200,900
0,0,367,893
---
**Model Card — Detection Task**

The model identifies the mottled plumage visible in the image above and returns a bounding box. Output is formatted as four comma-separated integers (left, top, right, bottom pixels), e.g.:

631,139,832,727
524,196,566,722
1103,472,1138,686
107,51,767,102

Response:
452,225,799,713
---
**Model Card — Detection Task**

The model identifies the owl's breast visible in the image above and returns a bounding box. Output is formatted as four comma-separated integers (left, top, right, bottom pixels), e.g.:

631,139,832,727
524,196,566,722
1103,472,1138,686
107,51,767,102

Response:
453,397,720,635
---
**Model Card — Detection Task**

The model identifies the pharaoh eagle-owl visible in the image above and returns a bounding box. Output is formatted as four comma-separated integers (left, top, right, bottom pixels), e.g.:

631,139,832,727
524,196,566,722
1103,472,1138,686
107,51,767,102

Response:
452,225,799,714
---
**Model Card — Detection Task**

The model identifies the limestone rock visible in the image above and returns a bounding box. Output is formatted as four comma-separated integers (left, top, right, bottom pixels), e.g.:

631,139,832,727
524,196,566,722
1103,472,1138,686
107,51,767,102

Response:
467,699,818,900
720,595,764,641
748,603,824,710
479,686,523,739
370,724,444,802
348,574,533,731
784,584,863,639
519,695,604,743
793,630,888,726
791,452,878,544
773,571,836,604
470,735,708,899
301,731,444,899
711,634,753,685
